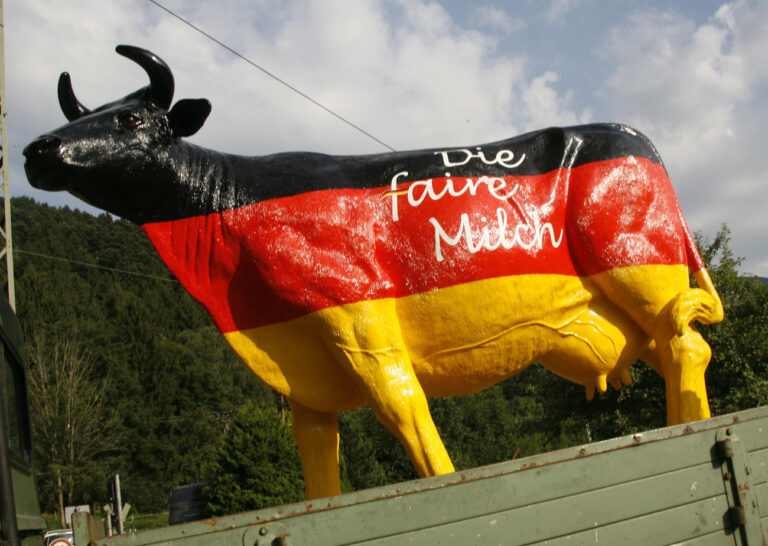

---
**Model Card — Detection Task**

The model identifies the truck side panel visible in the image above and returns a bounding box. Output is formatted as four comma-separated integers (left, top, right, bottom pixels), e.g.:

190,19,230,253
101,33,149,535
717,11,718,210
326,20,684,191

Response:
76,405,768,545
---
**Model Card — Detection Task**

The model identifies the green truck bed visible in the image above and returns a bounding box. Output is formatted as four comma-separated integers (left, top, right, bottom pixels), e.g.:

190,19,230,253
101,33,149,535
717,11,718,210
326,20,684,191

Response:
75,404,768,545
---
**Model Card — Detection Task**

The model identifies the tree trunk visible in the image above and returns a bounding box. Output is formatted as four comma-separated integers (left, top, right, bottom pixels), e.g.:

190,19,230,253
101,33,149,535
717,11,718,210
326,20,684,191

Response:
56,469,65,528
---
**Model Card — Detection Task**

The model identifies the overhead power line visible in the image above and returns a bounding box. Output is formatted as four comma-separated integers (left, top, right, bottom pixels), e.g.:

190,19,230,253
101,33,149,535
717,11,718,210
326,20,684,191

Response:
147,0,395,152
14,248,179,283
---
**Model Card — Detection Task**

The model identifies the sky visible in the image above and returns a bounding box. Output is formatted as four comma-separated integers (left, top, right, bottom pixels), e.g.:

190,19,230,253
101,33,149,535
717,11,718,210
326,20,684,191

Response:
4,0,768,274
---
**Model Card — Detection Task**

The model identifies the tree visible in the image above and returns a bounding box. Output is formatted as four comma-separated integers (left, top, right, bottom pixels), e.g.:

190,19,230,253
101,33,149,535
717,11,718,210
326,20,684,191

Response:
339,407,416,491
694,226,768,415
13,196,273,512
25,332,123,525
204,401,304,516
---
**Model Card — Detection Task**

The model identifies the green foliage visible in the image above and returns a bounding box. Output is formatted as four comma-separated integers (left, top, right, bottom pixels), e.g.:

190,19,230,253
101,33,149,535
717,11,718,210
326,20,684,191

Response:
12,197,273,513
26,332,123,524
339,407,416,490
127,511,170,530
41,513,61,530
695,226,768,414
204,401,304,515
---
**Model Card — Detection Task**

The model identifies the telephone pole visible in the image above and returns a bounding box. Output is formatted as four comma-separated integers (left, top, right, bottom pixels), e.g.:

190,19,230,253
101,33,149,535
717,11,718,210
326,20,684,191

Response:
0,0,15,309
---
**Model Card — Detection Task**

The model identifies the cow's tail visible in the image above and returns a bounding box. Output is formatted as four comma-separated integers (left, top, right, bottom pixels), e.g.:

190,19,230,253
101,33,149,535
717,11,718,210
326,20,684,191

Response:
668,218,725,336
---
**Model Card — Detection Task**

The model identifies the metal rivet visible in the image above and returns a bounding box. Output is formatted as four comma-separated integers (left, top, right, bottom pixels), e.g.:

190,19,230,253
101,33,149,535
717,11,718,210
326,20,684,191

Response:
259,527,268,536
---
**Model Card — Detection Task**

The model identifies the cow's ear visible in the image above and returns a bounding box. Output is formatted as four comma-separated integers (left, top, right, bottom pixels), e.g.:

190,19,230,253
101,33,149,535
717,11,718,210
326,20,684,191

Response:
168,99,211,137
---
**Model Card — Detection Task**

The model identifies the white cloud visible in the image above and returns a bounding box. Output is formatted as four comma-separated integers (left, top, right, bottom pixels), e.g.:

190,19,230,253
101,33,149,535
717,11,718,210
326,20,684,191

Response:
597,1,768,274
541,0,581,25
601,11,738,128
520,71,589,130
471,5,526,34
7,0,582,159
7,0,766,275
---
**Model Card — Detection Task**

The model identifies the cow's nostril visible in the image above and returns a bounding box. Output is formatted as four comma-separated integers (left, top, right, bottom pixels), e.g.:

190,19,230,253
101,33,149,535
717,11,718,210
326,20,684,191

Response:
23,135,61,158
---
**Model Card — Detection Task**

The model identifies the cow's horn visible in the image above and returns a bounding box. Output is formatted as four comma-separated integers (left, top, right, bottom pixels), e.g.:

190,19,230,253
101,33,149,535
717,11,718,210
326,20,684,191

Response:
115,45,174,109
57,73,91,121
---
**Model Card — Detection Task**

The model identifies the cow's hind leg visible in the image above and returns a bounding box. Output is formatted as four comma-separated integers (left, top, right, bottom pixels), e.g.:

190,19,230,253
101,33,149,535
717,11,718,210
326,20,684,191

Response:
289,400,341,499
315,300,456,479
590,266,723,425
657,325,712,425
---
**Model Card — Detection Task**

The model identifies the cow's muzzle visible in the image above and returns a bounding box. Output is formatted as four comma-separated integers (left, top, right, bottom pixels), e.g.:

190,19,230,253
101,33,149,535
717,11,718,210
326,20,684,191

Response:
24,135,61,160
24,135,66,190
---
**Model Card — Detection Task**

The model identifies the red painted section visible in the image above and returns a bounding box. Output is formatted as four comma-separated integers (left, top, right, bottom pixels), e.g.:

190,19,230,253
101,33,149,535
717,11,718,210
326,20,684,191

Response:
142,156,702,333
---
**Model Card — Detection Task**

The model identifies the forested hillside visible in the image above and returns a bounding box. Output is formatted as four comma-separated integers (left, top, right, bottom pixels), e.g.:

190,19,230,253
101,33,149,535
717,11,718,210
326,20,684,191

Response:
11,196,768,518
12,196,273,515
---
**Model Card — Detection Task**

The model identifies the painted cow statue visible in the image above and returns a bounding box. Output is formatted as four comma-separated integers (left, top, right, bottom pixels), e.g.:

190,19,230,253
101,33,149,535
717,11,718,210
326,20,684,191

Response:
24,46,723,500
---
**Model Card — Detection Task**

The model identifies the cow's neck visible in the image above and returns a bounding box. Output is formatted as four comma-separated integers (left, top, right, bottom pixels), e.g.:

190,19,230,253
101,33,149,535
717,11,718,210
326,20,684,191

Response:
167,142,241,221
162,143,338,223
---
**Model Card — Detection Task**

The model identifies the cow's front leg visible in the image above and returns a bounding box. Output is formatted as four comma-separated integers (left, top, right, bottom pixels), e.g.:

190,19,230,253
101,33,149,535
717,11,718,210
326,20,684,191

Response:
318,301,455,478
354,349,455,477
289,400,341,499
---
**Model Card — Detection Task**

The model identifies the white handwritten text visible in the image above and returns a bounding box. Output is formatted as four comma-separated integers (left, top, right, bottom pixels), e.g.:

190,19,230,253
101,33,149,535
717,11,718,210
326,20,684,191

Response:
433,147,526,169
387,171,519,222
429,209,563,262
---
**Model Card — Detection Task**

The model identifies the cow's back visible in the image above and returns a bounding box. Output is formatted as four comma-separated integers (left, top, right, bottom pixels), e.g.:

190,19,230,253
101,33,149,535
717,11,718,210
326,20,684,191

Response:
143,124,690,336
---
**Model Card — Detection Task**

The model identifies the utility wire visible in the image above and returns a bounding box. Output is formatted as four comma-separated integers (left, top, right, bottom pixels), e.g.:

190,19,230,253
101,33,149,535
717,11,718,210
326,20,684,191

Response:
147,0,396,152
14,248,179,283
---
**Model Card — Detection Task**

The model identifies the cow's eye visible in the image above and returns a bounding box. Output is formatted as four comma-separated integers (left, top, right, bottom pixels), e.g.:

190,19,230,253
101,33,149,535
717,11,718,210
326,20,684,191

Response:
118,112,143,129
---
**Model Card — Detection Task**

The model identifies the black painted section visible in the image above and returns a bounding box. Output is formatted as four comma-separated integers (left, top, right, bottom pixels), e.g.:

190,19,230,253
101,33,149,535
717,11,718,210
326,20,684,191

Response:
23,46,663,224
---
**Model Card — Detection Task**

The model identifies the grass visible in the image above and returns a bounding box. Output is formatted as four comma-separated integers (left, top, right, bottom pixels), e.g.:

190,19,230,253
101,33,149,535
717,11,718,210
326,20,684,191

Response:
126,511,169,530
42,512,61,530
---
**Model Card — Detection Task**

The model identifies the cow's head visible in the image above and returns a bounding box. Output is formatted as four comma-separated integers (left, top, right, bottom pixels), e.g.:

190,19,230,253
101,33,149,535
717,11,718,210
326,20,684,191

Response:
24,45,211,221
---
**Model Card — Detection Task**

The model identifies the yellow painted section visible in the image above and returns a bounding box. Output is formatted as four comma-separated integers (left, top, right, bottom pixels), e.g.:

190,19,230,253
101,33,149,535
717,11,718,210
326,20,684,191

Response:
225,272,593,409
223,263,719,413
224,263,722,498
